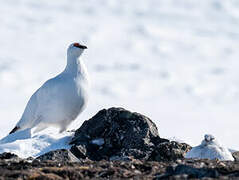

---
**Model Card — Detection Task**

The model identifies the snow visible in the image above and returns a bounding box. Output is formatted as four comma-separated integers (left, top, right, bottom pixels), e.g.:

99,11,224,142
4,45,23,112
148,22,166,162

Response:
0,0,239,157
168,137,187,144
91,138,105,146
186,134,234,161
0,128,72,158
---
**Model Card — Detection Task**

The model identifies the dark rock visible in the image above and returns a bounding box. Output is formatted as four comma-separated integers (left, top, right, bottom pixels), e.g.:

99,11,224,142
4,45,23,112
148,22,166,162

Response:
36,149,79,162
164,164,219,179
0,152,19,160
232,151,239,161
0,158,239,179
70,145,87,159
69,107,191,162
71,107,159,147
70,107,162,161
149,141,192,162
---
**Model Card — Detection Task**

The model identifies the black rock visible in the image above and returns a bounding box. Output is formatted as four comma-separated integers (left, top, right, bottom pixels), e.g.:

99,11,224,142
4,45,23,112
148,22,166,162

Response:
35,107,191,162
232,151,239,161
70,145,87,159
149,141,192,162
0,152,19,160
70,107,163,161
0,158,238,179
163,164,219,179
36,149,78,162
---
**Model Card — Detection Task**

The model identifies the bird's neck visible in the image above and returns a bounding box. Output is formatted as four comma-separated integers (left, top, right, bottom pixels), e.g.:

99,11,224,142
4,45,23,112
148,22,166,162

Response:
64,54,87,78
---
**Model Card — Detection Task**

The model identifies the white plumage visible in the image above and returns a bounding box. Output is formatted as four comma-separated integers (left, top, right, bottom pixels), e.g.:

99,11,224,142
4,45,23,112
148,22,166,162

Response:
10,43,89,134
186,134,234,161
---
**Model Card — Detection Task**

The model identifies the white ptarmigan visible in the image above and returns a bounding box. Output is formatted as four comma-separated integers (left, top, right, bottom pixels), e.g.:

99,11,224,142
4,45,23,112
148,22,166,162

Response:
9,43,89,134
185,134,234,161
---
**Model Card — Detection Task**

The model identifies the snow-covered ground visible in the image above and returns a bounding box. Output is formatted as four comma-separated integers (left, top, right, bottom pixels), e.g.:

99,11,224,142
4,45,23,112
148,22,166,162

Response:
0,128,72,158
0,0,239,154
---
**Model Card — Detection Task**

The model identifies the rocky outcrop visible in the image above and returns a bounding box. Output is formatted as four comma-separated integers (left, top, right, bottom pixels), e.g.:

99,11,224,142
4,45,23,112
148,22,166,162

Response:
36,149,79,162
0,152,19,160
68,107,188,162
149,141,191,162
232,151,239,161
0,107,237,179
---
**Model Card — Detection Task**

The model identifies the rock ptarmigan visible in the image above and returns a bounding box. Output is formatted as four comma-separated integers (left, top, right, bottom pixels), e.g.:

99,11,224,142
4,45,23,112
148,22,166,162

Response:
185,134,234,161
9,43,89,134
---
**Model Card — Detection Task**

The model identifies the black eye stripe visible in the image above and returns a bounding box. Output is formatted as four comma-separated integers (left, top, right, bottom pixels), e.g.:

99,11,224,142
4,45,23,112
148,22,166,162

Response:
73,43,87,49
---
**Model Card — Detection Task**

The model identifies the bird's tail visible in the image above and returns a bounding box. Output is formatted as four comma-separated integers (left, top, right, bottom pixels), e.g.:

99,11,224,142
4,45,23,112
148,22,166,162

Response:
9,126,20,134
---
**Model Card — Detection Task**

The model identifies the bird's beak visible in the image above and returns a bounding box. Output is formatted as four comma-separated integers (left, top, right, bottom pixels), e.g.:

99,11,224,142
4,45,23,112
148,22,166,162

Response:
80,45,87,49
73,43,88,49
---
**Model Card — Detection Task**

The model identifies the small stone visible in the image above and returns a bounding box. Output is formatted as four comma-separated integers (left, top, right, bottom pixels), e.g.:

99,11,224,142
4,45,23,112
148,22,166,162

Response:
36,149,78,162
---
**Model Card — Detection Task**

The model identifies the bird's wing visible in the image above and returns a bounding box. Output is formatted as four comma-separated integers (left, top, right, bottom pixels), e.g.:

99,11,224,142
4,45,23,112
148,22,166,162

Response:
35,76,74,117
36,76,66,105
15,75,74,131
17,77,61,128
16,88,40,128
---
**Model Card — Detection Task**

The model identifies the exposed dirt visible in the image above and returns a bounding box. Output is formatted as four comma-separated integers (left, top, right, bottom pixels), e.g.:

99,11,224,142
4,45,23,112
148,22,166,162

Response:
0,158,239,179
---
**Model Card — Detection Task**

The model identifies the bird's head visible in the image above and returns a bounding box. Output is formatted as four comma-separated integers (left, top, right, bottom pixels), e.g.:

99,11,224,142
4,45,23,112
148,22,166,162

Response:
67,42,87,58
201,134,216,146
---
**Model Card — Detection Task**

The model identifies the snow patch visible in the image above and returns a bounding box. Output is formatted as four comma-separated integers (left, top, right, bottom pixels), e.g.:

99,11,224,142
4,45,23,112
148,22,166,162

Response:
0,128,73,158
91,138,105,146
